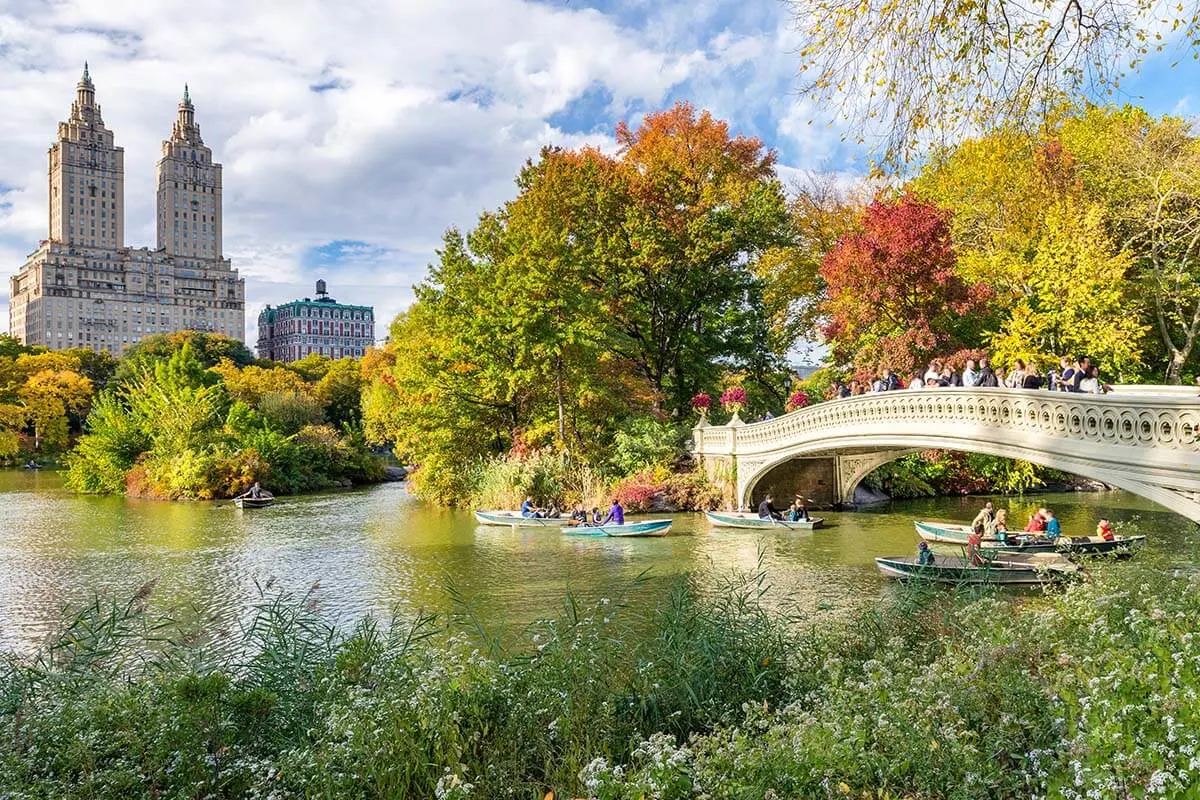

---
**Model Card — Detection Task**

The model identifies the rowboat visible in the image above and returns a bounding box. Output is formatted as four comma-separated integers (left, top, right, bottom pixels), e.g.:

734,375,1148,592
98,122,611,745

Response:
705,511,824,530
875,553,1079,585
474,510,568,527
983,534,1145,557
562,526,607,537
915,521,999,543
564,519,672,537
234,496,274,509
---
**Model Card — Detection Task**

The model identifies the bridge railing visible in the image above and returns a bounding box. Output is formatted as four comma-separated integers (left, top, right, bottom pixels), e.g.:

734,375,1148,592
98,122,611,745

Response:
694,386,1200,456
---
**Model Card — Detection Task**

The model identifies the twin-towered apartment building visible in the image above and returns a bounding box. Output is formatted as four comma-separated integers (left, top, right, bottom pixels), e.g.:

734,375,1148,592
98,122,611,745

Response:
8,65,245,353
7,66,374,362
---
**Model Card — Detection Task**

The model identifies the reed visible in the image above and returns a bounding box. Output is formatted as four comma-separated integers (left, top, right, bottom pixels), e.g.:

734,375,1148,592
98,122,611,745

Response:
1,560,1195,798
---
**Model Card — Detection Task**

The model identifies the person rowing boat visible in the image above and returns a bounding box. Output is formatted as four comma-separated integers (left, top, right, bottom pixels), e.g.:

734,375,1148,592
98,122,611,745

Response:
237,482,273,501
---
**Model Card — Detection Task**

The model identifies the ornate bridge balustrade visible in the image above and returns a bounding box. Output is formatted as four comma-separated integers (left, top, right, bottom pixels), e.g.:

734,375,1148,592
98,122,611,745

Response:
692,387,1200,522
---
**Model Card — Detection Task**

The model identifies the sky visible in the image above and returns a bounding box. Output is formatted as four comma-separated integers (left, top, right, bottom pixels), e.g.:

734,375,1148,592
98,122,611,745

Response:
0,0,1196,346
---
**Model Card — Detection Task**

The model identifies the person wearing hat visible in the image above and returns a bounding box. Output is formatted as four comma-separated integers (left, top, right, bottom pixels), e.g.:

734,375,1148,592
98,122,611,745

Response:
917,540,935,566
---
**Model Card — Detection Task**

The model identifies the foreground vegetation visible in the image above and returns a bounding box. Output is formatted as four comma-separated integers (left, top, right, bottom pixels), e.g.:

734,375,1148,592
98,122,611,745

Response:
1,560,1196,798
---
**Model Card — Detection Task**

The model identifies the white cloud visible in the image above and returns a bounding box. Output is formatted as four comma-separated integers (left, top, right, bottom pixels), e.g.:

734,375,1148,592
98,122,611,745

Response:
0,0,858,343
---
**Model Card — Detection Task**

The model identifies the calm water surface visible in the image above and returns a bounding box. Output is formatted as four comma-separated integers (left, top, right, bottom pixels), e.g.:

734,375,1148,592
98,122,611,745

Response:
1,470,1197,652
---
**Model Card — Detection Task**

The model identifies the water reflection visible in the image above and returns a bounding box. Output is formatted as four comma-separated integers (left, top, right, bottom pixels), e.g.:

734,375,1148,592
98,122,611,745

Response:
0,468,1196,652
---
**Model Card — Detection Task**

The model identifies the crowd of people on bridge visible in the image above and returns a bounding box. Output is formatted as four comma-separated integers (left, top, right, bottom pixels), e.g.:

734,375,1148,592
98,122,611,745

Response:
826,354,1112,400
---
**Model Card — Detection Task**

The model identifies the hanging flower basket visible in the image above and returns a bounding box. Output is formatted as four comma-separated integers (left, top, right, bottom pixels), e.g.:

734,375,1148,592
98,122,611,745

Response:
786,390,810,412
720,386,747,416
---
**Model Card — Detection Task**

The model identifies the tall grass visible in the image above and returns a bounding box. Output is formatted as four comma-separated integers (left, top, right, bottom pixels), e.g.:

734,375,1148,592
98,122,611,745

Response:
0,560,797,798
2,561,1197,798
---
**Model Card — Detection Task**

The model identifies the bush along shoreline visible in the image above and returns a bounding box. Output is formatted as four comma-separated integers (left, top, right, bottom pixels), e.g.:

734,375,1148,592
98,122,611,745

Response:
63,335,383,500
1,559,1197,798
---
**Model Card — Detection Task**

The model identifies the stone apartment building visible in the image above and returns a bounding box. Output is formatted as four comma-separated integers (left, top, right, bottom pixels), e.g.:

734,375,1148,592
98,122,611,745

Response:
256,280,374,362
8,65,245,353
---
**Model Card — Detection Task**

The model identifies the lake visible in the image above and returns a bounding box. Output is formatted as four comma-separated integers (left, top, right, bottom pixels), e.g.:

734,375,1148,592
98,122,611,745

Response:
1,469,1195,652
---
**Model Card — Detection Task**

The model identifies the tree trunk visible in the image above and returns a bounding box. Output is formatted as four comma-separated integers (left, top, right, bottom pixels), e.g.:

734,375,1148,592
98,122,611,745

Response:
555,354,565,446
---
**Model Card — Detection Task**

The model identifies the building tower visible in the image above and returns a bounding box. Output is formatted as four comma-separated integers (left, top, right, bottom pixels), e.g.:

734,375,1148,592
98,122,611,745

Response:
155,84,223,260
48,62,126,249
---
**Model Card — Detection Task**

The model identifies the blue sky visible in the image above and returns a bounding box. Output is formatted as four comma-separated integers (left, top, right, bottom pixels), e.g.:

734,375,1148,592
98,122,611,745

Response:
0,0,1195,344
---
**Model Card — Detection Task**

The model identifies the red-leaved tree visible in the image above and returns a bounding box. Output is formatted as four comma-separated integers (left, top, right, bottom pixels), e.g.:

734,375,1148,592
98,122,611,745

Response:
819,194,992,378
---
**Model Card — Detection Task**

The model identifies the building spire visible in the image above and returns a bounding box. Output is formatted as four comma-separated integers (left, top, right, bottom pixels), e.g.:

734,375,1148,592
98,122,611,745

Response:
172,82,202,144
73,61,97,119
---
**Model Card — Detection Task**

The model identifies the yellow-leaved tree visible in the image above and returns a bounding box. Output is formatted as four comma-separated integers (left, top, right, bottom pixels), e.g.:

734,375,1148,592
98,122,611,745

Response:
988,202,1146,378
18,368,94,450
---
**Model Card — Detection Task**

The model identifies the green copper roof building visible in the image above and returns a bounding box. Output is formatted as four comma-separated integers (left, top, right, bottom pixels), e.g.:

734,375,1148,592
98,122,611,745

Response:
256,280,374,362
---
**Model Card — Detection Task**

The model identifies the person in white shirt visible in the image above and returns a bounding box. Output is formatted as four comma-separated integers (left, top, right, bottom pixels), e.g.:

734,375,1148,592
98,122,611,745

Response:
908,374,925,390
1079,365,1107,394
962,359,978,387
923,361,941,386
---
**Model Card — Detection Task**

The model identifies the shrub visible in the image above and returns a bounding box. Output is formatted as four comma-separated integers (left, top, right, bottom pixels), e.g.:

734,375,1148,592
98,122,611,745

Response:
611,467,722,512
865,450,1050,498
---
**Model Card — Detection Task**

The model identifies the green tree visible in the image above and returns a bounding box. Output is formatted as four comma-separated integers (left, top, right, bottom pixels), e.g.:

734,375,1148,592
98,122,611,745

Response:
114,332,253,386
601,103,792,415
988,202,1146,378
314,358,366,429
1059,106,1200,382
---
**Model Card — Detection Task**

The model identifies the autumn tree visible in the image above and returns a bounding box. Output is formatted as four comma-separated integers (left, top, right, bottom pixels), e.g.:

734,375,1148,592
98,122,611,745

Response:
916,106,1200,381
1059,107,1200,382
19,368,94,450
756,172,869,362
603,103,791,413
0,346,100,456
987,202,1147,376
819,194,992,377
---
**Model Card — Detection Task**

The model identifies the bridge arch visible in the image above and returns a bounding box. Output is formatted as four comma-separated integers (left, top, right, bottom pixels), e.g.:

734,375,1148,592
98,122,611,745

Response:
694,388,1200,522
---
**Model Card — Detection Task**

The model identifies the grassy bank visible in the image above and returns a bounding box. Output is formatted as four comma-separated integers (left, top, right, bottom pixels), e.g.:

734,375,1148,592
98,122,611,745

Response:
1,561,1197,798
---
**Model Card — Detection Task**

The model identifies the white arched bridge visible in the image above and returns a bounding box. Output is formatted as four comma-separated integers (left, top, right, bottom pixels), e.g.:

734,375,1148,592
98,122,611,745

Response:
692,387,1200,523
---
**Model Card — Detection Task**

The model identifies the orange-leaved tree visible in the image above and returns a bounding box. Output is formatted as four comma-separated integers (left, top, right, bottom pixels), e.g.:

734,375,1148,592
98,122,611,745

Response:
819,194,992,379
